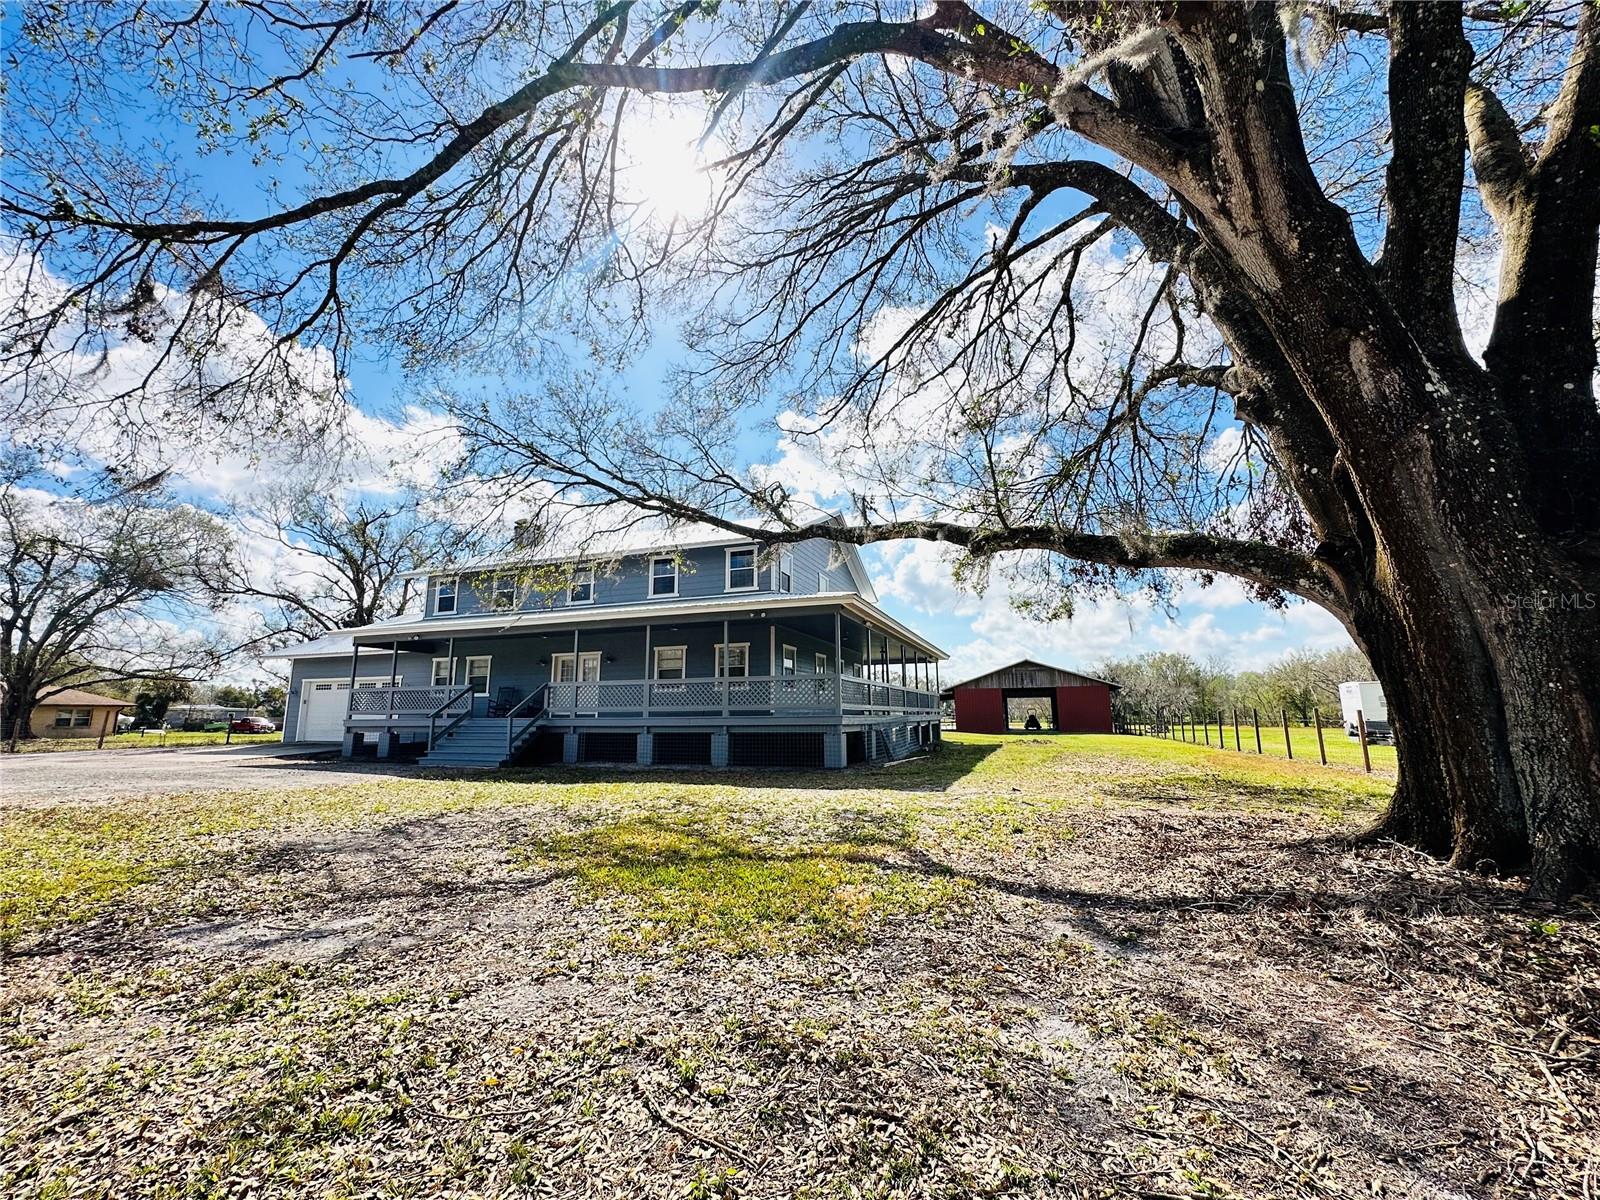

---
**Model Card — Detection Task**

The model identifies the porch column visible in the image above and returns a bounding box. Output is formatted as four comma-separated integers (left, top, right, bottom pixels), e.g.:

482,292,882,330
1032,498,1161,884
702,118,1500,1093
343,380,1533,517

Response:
833,611,843,718
721,619,730,717
388,643,399,719
444,637,455,686
642,624,652,717
344,646,360,719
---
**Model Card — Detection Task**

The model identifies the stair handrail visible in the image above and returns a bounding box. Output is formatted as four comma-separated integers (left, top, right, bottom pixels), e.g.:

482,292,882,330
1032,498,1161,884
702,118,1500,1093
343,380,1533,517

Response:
504,684,548,759
427,685,476,751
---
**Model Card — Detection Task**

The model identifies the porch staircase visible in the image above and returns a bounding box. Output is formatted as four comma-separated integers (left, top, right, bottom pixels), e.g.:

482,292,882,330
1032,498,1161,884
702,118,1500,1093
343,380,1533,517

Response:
419,716,543,768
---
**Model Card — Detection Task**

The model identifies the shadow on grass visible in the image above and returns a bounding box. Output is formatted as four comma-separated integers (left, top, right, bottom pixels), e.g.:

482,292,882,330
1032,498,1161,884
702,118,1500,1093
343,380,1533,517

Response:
231,739,1006,793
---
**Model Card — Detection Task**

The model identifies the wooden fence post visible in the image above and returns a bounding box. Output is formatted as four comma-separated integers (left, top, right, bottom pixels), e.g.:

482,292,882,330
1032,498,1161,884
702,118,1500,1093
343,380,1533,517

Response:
1204,714,1211,746
1232,707,1240,750
1281,708,1293,760
1217,710,1224,750
1253,708,1262,753
1357,708,1372,773
1314,708,1327,765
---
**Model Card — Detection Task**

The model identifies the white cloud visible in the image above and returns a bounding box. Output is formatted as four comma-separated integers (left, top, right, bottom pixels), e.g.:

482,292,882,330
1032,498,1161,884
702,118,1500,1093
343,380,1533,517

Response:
2,241,460,505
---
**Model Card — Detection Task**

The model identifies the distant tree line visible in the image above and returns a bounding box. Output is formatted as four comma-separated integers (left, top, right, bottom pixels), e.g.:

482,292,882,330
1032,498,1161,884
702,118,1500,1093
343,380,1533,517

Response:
1098,648,1372,726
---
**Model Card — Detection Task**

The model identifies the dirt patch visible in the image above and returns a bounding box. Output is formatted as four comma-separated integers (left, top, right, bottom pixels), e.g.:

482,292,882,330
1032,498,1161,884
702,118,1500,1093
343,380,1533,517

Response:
3,744,1596,1198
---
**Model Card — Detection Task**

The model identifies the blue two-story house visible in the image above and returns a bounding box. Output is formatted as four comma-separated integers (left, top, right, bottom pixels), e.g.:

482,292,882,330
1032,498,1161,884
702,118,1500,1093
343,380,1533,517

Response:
273,518,945,769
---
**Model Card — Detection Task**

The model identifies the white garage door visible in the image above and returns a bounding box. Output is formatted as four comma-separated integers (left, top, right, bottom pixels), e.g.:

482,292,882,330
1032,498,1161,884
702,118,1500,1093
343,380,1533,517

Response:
298,680,353,742
298,679,393,743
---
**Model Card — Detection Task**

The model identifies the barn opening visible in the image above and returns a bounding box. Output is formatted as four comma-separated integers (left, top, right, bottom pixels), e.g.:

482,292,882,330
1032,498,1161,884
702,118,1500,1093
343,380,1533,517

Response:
1005,691,1058,732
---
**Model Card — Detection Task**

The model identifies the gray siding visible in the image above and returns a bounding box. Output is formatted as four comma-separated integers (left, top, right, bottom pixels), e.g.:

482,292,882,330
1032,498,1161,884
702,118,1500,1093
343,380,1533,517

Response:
284,650,435,742
422,537,858,619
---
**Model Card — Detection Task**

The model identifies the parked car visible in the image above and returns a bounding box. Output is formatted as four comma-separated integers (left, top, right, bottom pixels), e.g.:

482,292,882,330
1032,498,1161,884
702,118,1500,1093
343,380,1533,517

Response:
229,716,277,734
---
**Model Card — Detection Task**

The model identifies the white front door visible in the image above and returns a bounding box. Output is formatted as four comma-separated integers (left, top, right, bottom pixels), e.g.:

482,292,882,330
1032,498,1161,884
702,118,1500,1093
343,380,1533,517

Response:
550,652,602,714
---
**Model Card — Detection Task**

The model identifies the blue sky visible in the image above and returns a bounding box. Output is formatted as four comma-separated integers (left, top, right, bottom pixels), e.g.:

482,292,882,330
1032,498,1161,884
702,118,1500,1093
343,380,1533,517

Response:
2,10,1366,684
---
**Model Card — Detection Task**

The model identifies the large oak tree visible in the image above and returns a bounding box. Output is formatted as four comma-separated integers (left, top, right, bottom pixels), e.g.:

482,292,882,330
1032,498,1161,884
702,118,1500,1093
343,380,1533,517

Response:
3,2,1597,894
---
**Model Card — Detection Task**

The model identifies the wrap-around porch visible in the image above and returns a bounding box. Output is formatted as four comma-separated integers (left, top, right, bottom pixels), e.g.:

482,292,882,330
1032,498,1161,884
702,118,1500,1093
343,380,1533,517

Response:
338,606,940,756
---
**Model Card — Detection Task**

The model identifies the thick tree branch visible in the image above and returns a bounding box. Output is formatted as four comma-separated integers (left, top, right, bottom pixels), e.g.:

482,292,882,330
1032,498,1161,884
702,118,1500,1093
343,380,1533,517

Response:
1464,83,1532,227
1377,2,1471,357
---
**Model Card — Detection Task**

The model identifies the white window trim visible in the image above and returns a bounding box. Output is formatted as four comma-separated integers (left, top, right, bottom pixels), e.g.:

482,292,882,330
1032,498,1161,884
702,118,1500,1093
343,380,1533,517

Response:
652,644,688,681
715,642,751,678
815,652,829,675
781,643,798,675
464,655,493,696
724,546,758,592
434,575,459,615
490,574,518,610
567,564,595,606
648,555,679,598
431,657,452,687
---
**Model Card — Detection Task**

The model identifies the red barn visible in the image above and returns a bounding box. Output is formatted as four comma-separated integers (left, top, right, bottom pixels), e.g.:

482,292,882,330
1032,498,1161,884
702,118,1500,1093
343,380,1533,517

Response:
942,659,1118,734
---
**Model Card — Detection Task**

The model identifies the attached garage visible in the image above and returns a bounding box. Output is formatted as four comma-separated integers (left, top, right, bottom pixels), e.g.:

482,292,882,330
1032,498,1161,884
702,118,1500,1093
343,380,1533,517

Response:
296,677,392,743
942,659,1117,734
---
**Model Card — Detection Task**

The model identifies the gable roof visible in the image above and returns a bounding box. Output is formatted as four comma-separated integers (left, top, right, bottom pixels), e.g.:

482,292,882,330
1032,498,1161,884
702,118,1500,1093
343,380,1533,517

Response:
942,659,1120,692
39,687,128,707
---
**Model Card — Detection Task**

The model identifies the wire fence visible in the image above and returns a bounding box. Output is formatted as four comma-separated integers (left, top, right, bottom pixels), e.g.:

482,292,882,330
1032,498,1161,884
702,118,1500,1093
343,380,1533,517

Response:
1115,706,1389,773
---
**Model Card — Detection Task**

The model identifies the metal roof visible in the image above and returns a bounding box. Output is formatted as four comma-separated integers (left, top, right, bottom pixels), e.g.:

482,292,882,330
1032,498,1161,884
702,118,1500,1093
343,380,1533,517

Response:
940,658,1120,693
269,590,945,661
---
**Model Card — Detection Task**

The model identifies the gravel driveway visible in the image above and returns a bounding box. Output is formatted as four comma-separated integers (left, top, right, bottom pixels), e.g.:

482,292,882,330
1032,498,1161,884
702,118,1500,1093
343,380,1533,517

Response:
1,742,410,807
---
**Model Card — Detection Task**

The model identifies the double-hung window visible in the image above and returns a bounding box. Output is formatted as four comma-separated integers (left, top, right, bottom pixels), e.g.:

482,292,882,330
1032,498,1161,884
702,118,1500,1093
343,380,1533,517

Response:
780,645,798,675
815,652,829,674
568,565,594,605
434,576,458,615
778,551,793,593
653,645,687,685
715,643,749,679
54,707,92,728
491,574,517,610
726,546,757,591
650,556,678,597
431,658,452,687
465,656,492,696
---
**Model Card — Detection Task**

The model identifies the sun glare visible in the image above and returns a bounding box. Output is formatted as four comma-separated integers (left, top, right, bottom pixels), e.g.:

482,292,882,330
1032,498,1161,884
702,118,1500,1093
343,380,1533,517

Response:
619,104,720,224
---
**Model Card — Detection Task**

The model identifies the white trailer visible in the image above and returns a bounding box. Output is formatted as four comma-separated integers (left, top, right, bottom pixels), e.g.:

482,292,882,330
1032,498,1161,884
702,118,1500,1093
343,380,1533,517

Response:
1338,681,1392,743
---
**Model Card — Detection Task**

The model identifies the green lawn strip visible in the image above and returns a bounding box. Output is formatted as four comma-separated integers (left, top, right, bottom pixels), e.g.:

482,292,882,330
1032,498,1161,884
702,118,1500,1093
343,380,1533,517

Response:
4,731,284,754
1139,721,1398,771
515,813,971,954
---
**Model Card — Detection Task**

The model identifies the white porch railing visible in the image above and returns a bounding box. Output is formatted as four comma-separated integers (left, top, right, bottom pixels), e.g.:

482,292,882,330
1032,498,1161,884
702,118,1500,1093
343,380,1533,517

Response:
345,676,938,723
543,673,936,717
348,685,473,720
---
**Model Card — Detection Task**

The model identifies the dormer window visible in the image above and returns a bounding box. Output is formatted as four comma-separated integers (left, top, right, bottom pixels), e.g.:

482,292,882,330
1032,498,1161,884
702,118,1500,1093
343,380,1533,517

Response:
726,546,757,591
435,576,458,615
650,555,678,597
568,565,594,605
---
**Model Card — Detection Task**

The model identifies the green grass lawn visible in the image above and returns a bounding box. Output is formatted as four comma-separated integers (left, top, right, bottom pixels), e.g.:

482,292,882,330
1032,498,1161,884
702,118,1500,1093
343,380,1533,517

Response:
1,732,1391,947
1150,718,1398,772
4,730,283,754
